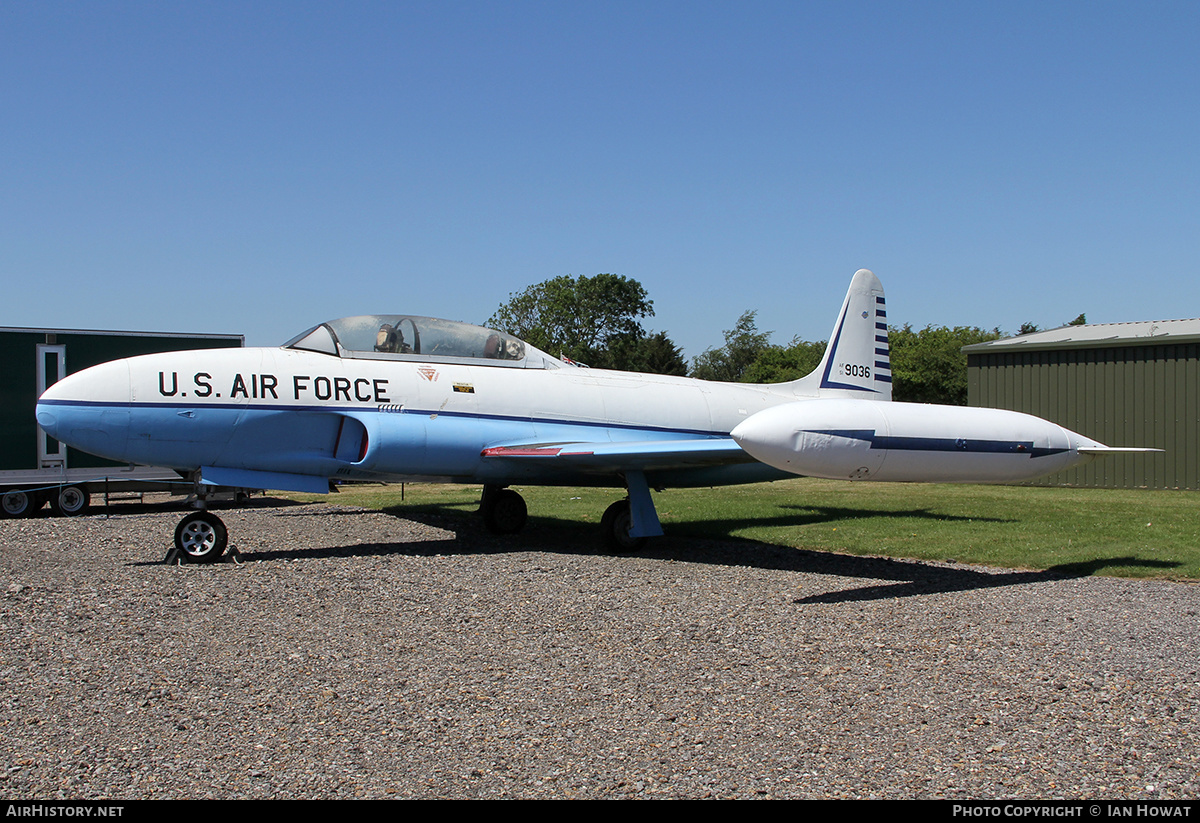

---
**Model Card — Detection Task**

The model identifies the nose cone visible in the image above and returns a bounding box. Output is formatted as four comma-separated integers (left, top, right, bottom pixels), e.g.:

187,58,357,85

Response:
36,360,133,461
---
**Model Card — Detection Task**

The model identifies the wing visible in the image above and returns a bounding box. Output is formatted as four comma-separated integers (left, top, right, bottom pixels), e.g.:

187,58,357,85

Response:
481,437,754,473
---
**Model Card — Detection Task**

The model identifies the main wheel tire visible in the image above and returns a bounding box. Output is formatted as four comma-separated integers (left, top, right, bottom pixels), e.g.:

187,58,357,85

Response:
50,485,90,517
174,512,228,563
483,488,527,535
1,488,40,518
601,498,646,553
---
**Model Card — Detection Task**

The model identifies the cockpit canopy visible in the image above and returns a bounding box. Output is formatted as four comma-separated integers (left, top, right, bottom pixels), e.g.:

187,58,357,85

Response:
284,315,561,369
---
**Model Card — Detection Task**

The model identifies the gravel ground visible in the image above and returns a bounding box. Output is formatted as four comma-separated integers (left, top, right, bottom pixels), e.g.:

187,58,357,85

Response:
1,495,1197,799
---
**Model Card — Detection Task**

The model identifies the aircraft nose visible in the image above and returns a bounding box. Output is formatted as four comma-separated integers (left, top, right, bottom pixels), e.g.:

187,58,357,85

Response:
36,360,133,461
34,404,60,439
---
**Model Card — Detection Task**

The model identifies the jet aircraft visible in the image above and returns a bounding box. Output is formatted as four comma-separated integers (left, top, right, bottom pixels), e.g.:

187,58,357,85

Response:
35,270,1148,562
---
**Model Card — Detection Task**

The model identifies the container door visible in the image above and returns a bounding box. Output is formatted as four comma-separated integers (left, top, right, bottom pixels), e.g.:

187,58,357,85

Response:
37,344,66,468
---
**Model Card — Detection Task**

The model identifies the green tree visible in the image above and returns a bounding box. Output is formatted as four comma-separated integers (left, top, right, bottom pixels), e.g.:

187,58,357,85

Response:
888,324,1002,404
487,274,685,373
609,331,688,376
689,311,774,382
1018,314,1085,335
742,338,827,383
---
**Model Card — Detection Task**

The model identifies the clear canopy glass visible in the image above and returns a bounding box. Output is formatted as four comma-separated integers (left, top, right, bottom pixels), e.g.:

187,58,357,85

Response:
284,315,558,369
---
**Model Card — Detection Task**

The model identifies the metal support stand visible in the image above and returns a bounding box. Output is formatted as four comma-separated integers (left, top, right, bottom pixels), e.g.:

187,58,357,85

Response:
162,543,241,565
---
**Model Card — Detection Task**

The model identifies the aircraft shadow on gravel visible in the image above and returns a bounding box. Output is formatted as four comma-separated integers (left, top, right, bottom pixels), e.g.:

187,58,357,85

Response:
140,502,1177,601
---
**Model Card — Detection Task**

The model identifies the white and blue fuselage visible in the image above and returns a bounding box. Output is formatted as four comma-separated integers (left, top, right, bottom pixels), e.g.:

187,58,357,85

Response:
36,343,805,492
34,270,1143,557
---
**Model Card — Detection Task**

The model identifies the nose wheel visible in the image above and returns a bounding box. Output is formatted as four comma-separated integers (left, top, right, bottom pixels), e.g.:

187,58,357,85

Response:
173,511,228,563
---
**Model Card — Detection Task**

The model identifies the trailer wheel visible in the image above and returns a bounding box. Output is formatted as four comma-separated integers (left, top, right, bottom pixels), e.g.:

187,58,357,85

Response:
50,485,90,517
1,488,40,518
174,512,228,563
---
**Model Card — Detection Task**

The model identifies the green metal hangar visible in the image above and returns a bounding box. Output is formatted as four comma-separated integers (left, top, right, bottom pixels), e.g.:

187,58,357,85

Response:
1,326,243,517
963,319,1200,490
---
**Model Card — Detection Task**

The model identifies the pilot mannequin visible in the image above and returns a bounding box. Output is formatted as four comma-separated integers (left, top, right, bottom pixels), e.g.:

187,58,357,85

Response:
375,323,413,354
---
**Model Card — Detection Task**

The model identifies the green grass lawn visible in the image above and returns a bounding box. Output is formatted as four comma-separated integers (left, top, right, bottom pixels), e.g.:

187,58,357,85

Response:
287,478,1200,581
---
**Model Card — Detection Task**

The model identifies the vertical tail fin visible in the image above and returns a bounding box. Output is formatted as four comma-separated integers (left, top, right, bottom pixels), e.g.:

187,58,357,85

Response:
789,269,891,399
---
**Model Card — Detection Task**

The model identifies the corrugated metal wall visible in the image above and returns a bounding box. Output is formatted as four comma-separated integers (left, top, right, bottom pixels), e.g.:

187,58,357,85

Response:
968,343,1199,489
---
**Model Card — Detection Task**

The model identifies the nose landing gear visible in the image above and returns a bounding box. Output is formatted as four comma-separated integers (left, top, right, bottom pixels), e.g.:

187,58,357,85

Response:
171,511,229,564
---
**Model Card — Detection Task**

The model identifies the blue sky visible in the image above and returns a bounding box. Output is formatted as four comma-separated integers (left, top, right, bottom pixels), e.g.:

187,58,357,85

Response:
4,1,1198,359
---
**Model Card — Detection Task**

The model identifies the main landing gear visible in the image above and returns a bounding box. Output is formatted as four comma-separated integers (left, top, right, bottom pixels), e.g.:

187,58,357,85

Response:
479,472,664,552
479,485,528,535
600,498,645,553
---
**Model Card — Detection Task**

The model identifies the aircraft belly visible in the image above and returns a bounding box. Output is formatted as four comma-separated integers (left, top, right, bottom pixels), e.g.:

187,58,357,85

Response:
123,406,236,468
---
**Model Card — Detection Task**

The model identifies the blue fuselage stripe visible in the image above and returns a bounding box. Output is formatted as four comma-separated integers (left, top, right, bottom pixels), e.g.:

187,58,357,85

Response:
36,397,729,438
805,429,1066,458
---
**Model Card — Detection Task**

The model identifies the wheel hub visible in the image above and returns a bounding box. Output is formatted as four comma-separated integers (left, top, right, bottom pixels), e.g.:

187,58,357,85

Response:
180,521,217,554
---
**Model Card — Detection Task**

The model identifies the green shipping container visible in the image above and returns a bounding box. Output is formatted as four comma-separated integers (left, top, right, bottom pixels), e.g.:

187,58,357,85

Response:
1,326,243,515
